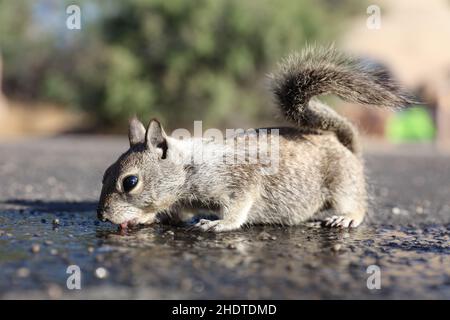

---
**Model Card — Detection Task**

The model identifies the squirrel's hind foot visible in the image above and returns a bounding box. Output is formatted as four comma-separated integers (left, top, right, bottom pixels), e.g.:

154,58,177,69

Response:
321,215,363,228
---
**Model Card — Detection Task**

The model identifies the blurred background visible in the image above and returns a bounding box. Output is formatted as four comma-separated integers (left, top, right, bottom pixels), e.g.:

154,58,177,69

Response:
0,0,449,147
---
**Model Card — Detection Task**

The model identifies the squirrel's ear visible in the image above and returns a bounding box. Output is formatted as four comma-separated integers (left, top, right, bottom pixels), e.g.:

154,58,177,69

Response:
128,116,146,147
146,119,168,158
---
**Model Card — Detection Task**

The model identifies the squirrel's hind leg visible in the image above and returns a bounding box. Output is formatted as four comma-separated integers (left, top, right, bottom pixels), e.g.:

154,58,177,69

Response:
321,160,367,228
322,187,366,228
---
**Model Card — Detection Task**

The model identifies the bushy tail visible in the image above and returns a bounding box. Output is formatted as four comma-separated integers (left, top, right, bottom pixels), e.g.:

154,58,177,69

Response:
270,45,414,155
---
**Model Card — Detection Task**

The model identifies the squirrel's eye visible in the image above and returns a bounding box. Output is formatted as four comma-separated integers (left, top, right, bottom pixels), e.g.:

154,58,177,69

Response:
122,175,139,193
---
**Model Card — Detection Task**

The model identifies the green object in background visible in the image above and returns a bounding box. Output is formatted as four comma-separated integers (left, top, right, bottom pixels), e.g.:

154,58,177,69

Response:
386,106,436,142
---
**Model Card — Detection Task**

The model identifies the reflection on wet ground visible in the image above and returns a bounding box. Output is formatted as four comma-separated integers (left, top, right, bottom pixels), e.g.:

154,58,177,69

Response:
0,208,449,299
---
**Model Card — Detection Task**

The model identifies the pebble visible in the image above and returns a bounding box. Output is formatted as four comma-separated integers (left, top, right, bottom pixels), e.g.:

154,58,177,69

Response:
44,240,53,246
47,284,63,299
87,246,95,253
95,267,109,279
31,244,40,254
16,267,30,278
257,231,277,241
192,281,205,293
50,249,58,255
331,244,342,252
52,219,60,227
392,207,401,215
227,243,237,249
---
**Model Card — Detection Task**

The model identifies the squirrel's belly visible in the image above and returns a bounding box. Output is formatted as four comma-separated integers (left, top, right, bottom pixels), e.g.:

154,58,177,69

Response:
247,191,325,226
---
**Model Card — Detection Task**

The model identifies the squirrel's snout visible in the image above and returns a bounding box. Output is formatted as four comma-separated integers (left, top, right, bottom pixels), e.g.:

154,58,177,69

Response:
97,206,108,222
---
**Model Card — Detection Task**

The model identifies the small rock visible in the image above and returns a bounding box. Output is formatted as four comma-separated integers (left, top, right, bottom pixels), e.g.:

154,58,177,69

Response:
227,243,237,249
47,284,63,299
16,267,30,278
95,267,108,279
296,243,302,248
331,244,342,252
52,219,60,226
50,249,58,255
31,244,40,254
192,281,205,293
44,240,53,246
87,246,95,253
392,207,401,215
257,231,277,241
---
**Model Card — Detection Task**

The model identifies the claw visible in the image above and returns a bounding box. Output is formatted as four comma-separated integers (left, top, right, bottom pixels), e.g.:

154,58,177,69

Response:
322,216,361,229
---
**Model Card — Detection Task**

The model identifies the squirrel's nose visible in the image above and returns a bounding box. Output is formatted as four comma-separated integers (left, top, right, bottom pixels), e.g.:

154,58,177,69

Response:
97,206,108,222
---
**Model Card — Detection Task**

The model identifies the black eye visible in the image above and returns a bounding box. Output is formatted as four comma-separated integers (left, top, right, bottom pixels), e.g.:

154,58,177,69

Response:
122,175,139,193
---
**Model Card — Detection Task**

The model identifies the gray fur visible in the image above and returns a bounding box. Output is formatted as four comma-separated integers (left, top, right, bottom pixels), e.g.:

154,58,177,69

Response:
97,46,411,231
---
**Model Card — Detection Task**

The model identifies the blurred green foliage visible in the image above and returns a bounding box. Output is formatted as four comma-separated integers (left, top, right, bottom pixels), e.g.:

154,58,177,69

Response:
0,0,363,130
386,107,436,142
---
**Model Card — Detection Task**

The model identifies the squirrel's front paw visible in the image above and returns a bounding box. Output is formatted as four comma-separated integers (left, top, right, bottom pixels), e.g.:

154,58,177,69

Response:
191,219,239,232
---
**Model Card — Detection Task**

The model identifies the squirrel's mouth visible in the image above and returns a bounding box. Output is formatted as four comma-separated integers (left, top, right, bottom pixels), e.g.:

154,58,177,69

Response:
116,213,157,230
119,219,138,230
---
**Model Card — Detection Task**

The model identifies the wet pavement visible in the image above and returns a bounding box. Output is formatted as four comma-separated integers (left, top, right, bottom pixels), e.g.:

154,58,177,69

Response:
0,136,449,299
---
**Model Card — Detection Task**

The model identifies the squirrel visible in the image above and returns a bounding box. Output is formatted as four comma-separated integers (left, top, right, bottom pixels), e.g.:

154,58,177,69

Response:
97,46,412,232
